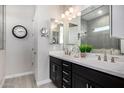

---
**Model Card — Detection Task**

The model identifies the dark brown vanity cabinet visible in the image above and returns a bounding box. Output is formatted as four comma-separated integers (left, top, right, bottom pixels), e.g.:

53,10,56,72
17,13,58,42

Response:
50,56,62,88
50,56,124,88
72,64,102,88
72,63,124,88
50,56,72,88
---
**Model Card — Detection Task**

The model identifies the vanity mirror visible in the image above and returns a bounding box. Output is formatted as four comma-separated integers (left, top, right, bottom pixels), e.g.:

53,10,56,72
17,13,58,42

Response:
49,5,121,54
81,5,120,54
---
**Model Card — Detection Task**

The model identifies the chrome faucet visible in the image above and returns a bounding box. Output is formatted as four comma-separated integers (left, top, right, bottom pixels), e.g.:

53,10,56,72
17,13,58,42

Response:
111,57,119,63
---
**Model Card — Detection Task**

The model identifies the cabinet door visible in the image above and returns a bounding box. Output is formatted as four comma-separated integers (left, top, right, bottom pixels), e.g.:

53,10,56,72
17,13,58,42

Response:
50,62,56,82
72,74,89,88
111,5,124,38
55,64,62,88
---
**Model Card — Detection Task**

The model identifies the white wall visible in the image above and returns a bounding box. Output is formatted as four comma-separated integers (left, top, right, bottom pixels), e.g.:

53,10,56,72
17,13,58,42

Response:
33,5,61,85
6,5,35,76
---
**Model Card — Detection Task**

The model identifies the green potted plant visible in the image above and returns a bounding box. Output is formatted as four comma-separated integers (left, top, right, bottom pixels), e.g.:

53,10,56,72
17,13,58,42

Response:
85,44,93,53
79,44,86,58
79,44,93,58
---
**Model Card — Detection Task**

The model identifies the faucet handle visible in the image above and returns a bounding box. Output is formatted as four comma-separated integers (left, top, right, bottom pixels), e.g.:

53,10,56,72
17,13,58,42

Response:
111,57,119,63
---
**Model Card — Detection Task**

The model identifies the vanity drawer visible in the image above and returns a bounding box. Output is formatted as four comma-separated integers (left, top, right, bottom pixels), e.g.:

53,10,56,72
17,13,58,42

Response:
62,61,71,70
63,81,71,88
63,70,71,78
63,77,71,86
50,56,62,66
63,67,71,75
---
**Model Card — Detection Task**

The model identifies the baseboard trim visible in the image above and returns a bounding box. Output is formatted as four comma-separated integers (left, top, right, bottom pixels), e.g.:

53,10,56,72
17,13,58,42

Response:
36,79,51,86
5,71,34,79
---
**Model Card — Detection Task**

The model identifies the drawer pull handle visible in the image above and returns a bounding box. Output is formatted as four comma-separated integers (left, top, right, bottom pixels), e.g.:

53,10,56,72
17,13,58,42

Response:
63,71,69,75
63,64,69,67
63,78,69,83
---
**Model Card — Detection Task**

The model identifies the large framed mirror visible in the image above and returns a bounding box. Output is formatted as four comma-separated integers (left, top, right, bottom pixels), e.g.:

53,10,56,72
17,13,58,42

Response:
81,5,120,54
49,5,121,55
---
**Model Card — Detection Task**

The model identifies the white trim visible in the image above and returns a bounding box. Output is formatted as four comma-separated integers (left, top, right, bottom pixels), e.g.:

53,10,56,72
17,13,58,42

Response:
5,71,34,79
36,79,51,86
0,78,5,88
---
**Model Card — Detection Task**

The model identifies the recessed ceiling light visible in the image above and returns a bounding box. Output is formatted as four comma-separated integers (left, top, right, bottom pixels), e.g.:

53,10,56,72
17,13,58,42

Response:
98,10,103,14
69,7,74,13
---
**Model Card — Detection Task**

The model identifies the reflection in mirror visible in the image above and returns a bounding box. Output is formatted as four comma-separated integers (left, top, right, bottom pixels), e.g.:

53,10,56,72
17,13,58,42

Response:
50,18,64,44
63,16,81,45
81,5,120,55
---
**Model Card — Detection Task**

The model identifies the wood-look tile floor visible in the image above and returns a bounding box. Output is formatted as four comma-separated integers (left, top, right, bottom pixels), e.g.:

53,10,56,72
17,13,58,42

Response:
3,74,56,88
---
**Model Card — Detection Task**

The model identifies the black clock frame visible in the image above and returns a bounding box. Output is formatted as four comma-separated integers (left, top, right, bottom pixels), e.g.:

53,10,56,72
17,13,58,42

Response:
12,25,28,39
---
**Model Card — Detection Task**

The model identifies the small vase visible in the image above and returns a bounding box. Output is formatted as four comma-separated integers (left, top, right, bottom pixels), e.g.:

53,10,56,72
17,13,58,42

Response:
80,53,86,58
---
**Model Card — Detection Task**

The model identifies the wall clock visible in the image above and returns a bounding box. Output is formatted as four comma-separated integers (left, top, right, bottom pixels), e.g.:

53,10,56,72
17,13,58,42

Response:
12,25,28,39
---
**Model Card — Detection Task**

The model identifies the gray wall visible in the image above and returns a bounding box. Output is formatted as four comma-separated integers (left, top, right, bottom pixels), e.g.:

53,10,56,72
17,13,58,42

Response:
81,14,120,49
6,5,35,77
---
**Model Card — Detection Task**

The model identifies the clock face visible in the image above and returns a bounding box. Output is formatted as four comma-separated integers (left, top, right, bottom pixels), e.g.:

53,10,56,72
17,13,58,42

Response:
12,25,27,39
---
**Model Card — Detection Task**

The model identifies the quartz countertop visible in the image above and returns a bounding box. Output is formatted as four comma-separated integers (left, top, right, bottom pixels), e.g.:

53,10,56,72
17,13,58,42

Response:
49,51,124,79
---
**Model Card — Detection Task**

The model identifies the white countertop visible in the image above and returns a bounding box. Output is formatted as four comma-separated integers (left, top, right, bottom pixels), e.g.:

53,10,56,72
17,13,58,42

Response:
49,51,124,79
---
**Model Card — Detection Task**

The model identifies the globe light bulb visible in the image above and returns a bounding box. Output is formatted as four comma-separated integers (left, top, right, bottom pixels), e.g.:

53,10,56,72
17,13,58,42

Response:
65,11,70,16
61,14,65,18
69,7,74,13
77,12,81,16
72,15,76,18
